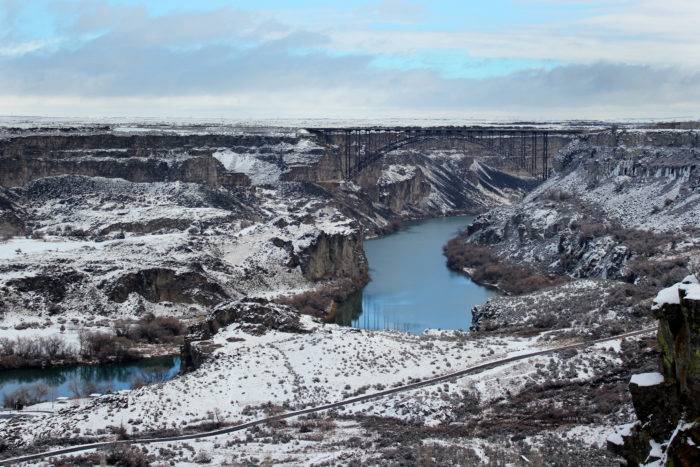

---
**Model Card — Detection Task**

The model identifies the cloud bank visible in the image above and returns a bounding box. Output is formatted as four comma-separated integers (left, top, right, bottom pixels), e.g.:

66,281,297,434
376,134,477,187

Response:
0,0,698,119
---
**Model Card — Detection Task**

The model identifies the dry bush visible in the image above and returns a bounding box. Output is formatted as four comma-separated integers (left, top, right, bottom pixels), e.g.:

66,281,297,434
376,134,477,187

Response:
542,189,572,202
627,257,689,288
0,335,77,369
105,445,153,467
121,314,185,344
115,314,185,344
572,221,678,257
277,276,366,317
3,383,50,409
443,239,568,295
78,331,138,362
192,451,212,464
611,228,679,257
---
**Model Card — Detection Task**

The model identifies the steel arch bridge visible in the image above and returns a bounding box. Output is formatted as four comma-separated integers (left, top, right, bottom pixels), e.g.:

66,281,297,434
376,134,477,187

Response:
307,126,585,180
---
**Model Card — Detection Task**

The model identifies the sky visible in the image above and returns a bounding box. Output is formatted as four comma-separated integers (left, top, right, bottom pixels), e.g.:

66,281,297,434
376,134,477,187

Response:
0,0,699,120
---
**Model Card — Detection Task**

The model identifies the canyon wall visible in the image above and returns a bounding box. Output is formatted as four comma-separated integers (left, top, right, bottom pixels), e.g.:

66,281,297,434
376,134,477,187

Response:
609,275,700,465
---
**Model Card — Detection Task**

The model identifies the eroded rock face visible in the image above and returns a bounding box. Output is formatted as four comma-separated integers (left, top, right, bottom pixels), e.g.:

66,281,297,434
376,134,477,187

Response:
0,190,25,237
299,231,368,283
610,275,700,464
7,269,86,303
181,298,305,371
107,268,229,306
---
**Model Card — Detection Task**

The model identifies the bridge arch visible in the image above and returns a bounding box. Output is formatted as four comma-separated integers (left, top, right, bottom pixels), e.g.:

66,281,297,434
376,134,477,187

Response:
308,126,578,180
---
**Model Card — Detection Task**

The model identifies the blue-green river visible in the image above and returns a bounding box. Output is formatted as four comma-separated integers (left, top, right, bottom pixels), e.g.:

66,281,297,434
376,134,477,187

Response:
336,215,494,334
0,356,180,406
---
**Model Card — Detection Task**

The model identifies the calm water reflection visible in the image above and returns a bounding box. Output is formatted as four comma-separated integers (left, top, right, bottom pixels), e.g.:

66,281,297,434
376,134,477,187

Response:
336,216,494,334
0,356,180,404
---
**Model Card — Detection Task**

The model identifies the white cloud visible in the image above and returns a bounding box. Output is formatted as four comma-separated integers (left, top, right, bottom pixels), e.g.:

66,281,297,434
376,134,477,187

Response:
0,0,698,119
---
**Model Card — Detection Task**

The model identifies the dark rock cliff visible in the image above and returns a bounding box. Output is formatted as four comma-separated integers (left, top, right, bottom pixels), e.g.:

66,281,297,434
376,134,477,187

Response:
609,275,700,465
0,188,25,237
299,230,368,283
106,268,229,306
0,133,299,188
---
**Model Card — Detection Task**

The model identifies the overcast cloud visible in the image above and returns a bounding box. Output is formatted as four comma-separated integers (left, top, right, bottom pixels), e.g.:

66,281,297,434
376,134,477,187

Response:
0,0,698,119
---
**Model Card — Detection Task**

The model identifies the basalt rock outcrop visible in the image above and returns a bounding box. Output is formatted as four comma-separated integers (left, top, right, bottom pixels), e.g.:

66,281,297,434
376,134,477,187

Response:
455,129,700,287
106,267,229,306
0,132,311,188
299,230,368,283
609,274,700,465
7,268,86,303
181,298,305,371
0,189,25,237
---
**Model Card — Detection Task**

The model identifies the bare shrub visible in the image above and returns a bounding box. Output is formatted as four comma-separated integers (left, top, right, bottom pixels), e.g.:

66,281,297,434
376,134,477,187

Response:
3,387,33,409
611,228,679,257
130,314,185,344
542,189,572,202
78,331,138,362
115,314,185,344
443,239,568,295
627,257,689,289
0,335,77,369
277,276,367,317
571,220,678,259
105,445,153,467
578,222,609,240
192,451,212,464
3,383,51,409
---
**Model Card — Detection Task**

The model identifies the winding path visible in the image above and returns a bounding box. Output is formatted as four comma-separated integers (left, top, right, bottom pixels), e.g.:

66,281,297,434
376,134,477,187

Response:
1,327,656,465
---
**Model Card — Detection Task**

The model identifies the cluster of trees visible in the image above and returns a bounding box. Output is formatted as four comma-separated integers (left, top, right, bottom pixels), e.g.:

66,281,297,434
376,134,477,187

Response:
0,335,77,369
0,314,185,370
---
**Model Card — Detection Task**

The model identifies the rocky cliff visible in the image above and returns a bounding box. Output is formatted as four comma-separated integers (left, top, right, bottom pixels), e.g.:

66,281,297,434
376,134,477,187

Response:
0,188,25,237
455,129,699,284
299,230,367,282
609,274,700,465
0,134,258,188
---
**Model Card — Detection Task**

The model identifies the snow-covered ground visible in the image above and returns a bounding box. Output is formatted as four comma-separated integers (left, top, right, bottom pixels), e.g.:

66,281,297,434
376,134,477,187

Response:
0,312,645,465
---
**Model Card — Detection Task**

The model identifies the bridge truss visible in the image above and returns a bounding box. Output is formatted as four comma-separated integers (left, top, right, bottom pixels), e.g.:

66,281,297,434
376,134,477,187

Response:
307,126,584,180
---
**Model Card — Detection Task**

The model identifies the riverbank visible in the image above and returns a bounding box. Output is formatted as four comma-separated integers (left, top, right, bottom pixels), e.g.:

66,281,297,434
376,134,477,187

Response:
0,314,186,372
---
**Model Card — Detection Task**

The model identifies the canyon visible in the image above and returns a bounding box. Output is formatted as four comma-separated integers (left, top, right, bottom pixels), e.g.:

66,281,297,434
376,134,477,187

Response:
0,120,698,465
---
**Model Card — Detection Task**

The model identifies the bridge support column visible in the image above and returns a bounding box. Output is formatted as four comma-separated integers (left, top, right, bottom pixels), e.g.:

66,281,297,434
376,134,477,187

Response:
542,132,549,180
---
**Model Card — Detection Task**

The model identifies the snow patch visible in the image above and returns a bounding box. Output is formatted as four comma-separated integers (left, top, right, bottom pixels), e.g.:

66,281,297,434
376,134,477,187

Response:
213,150,282,185
630,372,664,387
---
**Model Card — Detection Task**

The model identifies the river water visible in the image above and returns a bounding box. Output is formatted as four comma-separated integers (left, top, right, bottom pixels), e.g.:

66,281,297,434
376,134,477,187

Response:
336,216,494,334
0,356,180,405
